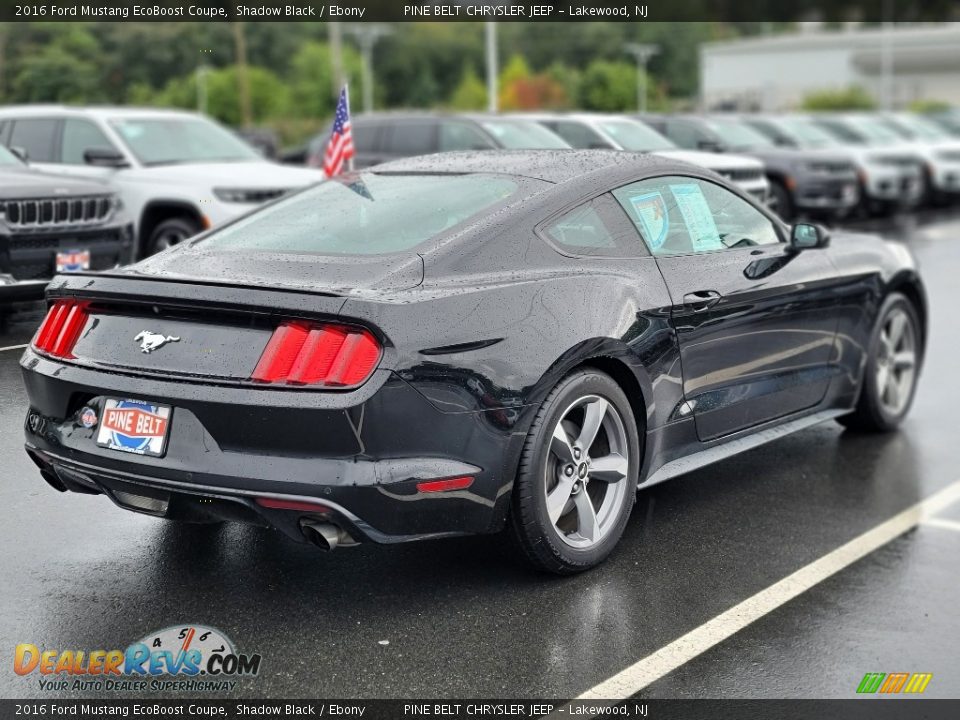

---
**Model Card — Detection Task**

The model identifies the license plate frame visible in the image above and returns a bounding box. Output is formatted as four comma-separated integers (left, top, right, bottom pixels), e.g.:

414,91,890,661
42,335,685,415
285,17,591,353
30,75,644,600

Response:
96,398,173,458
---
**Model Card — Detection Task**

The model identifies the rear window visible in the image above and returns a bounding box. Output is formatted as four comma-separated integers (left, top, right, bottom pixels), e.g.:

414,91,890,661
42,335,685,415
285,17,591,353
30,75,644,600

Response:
200,173,519,256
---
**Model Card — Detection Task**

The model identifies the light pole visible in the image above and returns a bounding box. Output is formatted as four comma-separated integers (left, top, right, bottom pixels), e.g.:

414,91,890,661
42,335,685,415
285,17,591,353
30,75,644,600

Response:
486,22,498,113
624,43,659,114
346,24,393,114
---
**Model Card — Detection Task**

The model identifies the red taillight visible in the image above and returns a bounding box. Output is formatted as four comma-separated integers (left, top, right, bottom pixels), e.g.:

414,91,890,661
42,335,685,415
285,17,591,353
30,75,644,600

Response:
416,476,475,494
32,300,89,359
251,321,382,387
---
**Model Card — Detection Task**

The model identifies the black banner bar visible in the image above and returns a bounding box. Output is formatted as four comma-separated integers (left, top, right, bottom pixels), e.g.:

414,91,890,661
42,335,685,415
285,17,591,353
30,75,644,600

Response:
3,0,959,23
3,700,960,720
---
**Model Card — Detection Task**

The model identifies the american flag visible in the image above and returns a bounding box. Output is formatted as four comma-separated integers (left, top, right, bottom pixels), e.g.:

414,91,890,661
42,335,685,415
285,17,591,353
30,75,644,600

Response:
322,87,355,178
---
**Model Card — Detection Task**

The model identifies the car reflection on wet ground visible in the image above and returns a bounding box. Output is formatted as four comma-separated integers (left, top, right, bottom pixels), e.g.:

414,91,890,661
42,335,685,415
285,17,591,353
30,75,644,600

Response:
1,209,959,699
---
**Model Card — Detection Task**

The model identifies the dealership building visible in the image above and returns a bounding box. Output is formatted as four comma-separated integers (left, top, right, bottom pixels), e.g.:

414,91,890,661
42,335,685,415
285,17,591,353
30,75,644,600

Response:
700,23,960,111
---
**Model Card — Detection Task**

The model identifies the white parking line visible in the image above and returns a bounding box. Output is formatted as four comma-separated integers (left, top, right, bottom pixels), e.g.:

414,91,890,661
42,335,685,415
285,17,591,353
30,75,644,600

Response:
566,479,960,706
922,516,960,533
0,344,27,353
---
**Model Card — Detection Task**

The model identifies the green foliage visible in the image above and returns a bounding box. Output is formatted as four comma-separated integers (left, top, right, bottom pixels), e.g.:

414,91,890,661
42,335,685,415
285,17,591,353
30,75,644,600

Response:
908,98,952,114
140,65,290,126
579,60,638,112
802,86,877,111
0,20,746,136
287,41,365,119
449,65,487,111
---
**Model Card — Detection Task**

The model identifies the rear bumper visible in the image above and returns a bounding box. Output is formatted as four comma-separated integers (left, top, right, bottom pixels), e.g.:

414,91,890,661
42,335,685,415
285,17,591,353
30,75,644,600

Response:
0,276,46,302
0,223,134,283
20,351,527,544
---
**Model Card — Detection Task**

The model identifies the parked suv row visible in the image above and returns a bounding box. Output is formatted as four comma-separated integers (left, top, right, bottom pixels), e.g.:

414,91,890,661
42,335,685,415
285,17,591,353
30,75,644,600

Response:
0,106,322,258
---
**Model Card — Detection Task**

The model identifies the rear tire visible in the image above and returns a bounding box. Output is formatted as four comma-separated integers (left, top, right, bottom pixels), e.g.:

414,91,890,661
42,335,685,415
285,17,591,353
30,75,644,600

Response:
839,292,921,432
509,369,640,574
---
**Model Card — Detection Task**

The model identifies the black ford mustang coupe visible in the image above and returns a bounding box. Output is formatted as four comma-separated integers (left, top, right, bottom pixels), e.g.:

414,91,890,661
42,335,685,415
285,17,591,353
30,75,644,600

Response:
21,150,926,573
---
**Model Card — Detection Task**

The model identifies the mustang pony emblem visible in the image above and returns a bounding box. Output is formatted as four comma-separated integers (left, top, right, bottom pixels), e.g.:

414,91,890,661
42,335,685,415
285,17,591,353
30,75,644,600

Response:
134,331,181,354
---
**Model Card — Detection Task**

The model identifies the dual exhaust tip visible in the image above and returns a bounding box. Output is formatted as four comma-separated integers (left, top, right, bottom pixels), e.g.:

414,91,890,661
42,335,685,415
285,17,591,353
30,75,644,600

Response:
300,519,356,552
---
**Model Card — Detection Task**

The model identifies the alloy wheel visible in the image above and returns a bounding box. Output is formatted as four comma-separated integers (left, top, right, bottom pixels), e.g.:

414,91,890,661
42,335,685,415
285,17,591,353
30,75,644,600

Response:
545,395,631,549
875,306,917,416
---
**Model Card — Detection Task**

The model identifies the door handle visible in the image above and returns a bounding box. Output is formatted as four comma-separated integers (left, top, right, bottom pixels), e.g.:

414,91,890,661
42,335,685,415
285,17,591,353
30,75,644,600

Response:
682,290,722,312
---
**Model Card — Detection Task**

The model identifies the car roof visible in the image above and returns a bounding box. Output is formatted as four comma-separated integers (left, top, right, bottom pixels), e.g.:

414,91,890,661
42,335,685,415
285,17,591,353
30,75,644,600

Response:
371,149,684,184
0,104,202,120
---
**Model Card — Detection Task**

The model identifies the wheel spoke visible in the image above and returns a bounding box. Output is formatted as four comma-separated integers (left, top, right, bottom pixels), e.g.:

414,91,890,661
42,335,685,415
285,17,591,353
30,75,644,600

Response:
888,312,907,347
588,453,628,484
572,490,600,543
876,364,890,396
546,475,576,525
893,350,916,371
550,424,576,464
884,375,901,408
576,398,608,452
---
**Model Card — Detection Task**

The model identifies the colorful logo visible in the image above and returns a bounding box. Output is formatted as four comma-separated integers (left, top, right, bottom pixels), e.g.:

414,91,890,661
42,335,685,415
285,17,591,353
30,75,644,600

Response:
14,625,261,692
79,407,98,429
857,672,933,694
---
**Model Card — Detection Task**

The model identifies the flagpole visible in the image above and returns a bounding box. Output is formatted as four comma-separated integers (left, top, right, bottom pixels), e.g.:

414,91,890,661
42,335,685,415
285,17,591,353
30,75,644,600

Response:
344,83,355,173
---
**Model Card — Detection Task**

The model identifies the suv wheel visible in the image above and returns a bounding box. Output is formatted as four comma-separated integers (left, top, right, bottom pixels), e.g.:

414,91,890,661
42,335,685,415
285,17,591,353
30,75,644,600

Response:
147,217,201,256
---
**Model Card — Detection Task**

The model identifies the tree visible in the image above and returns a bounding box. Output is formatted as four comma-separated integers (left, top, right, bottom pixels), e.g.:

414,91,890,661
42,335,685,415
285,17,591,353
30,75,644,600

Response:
579,60,638,111
145,65,290,126
287,41,365,119
449,65,487,110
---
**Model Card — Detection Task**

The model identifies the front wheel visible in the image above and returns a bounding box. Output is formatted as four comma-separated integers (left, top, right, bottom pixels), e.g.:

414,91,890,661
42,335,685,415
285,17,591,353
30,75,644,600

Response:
509,369,640,574
147,217,201,256
839,293,921,432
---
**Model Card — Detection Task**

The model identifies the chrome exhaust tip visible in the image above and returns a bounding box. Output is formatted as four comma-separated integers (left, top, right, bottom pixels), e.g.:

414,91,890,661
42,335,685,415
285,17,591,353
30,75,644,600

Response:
301,520,355,551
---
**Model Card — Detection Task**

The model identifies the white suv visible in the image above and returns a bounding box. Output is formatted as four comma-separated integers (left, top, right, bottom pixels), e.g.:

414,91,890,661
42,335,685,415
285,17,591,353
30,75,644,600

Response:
0,106,323,257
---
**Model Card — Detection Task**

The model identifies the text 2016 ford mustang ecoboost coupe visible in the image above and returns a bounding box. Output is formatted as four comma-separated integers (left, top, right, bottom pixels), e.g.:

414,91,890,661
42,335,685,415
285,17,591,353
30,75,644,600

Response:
20,151,926,574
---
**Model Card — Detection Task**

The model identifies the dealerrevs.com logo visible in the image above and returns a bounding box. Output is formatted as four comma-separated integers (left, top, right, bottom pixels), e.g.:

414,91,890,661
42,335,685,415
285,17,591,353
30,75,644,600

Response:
14,625,262,693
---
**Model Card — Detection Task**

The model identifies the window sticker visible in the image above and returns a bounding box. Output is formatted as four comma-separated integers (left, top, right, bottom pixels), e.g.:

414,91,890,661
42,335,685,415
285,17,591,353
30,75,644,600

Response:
628,191,669,251
669,183,721,252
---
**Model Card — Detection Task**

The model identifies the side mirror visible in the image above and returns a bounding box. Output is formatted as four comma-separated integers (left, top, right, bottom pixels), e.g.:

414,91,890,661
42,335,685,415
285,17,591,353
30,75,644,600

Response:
83,147,129,168
9,146,28,162
790,223,830,251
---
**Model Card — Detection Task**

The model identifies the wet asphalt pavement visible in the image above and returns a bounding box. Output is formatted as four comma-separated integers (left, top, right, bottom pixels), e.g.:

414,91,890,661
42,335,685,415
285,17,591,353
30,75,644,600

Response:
1,211,959,700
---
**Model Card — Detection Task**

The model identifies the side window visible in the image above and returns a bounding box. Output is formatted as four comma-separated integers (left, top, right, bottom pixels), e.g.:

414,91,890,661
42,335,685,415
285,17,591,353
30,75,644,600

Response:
439,122,495,151
384,121,436,155
352,122,381,153
61,119,116,164
542,194,647,258
9,118,58,162
662,120,702,149
549,121,610,149
612,176,781,256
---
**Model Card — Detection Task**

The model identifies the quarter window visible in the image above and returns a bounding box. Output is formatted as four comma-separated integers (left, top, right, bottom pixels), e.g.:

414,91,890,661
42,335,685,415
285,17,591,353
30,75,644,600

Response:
542,194,646,258
61,119,117,164
612,176,781,256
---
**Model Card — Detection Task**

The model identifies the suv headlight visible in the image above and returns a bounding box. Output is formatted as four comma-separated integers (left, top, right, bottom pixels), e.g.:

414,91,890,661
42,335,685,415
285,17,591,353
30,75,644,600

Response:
213,187,289,204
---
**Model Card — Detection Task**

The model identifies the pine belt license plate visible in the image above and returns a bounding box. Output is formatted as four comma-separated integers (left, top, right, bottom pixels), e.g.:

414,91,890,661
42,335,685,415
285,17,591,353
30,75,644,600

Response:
96,399,172,457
